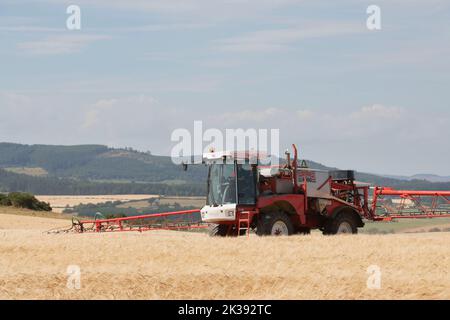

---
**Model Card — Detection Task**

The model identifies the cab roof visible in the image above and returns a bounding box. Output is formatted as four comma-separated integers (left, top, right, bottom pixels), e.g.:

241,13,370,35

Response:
203,150,268,162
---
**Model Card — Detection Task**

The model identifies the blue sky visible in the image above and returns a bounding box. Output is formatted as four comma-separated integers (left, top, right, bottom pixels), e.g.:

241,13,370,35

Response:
1,0,450,175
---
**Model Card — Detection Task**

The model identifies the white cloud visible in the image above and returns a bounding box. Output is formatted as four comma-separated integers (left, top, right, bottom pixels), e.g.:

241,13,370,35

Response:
83,95,159,128
0,91,31,108
203,104,425,147
17,34,111,55
297,110,314,120
351,104,404,120
79,95,170,145
82,99,117,129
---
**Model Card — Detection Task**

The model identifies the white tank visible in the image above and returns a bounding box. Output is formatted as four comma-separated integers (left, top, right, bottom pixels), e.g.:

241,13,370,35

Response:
297,169,331,198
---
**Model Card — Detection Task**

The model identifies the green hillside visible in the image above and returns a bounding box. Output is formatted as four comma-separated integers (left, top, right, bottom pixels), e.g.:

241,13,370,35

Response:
0,142,206,182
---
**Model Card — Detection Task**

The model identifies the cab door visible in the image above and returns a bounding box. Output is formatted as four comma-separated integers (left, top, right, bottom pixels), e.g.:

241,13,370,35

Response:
236,163,257,205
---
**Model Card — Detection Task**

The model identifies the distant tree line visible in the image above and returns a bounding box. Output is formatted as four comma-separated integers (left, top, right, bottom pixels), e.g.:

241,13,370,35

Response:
387,179,450,191
0,192,52,211
1,166,450,196
0,169,206,196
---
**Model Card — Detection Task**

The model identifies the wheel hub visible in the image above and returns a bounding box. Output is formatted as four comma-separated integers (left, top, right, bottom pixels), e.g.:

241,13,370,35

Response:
337,221,352,234
271,220,289,236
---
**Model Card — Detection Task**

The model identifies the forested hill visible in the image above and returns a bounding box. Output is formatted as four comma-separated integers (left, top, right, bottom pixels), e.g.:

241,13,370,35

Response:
0,142,448,195
0,142,205,182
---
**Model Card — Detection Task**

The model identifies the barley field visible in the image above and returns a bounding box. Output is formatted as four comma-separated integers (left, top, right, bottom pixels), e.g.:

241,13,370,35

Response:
0,207,449,300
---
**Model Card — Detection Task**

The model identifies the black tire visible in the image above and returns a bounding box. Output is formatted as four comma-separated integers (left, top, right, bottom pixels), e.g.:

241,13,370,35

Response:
208,224,229,237
256,212,294,236
323,212,358,235
297,227,311,235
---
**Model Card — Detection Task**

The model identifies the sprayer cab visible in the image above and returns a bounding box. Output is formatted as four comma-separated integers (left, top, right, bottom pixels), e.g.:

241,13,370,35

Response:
200,147,301,224
200,151,260,223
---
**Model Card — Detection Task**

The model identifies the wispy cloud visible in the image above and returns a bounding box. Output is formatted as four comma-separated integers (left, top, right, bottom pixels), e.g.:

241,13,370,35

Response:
40,0,306,16
206,104,410,141
350,104,404,120
107,22,211,33
214,107,280,123
0,26,64,33
214,22,365,52
17,34,111,55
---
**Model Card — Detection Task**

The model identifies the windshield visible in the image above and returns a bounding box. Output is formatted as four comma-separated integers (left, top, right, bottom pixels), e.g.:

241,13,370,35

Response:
207,163,257,206
207,164,237,206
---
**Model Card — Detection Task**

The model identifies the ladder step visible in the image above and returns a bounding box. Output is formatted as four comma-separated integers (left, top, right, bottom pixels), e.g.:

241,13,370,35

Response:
237,212,254,237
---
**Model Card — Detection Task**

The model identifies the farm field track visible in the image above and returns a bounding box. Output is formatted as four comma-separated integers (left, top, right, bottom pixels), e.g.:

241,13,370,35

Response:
0,208,449,300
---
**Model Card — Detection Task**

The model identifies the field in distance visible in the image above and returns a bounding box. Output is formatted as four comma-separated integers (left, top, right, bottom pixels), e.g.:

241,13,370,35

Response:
116,196,205,209
36,195,161,213
0,209,449,299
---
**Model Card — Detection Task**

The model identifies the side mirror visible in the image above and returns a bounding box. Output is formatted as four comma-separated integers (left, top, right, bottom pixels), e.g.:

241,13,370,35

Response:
182,162,188,171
